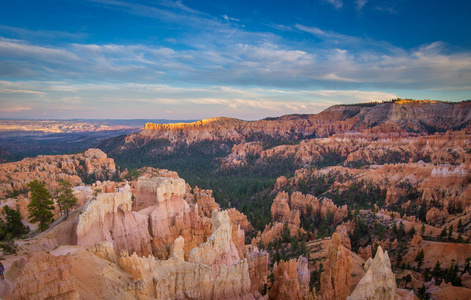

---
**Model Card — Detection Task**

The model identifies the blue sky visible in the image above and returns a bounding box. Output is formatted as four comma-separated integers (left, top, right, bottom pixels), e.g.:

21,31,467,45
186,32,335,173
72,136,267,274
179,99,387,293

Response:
0,0,470,120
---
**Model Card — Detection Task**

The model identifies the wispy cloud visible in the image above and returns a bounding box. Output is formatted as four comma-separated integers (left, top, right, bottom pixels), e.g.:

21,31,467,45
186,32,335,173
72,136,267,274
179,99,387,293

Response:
88,0,220,30
0,0,470,120
295,24,359,44
0,25,87,41
0,106,32,112
223,15,240,22
0,80,399,119
1,36,470,91
355,0,367,10
0,38,80,62
0,88,45,95
324,0,343,9
158,0,206,15
375,3,398,14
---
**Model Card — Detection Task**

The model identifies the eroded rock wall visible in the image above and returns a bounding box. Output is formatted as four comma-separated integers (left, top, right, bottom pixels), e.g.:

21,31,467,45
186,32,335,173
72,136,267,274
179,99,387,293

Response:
319,232,353,300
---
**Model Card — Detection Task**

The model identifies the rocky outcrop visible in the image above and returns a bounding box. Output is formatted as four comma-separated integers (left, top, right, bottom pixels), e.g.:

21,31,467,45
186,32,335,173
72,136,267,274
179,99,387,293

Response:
271,191,301,227
319,233,352,300
334,224,352,249
118,210,252,300
297,256,315,300
269,256,315,300
347,246,396,300
251,222,304,247
223,141,264,167
269,259,303,300
135,176,186,211
183,187,251,258
8,252,80,300
189,210,240,277
0,148,116,198
358,245,373,261
76,189,152,257
426,207,449,224
274,176,289,190
34,175,213,260
410,234,423,246
136,176,211,260
188,186,221,218
227,208,253,232
247,248,269,295
272,191,348,229
88,241,118,264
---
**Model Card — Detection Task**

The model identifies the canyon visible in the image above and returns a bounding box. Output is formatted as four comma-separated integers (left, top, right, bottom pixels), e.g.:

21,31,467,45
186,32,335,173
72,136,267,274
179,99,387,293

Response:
1,99,471,299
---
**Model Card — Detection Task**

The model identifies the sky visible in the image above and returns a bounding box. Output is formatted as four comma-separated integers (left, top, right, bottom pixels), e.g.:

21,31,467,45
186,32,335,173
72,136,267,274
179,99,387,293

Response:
0,0,470,120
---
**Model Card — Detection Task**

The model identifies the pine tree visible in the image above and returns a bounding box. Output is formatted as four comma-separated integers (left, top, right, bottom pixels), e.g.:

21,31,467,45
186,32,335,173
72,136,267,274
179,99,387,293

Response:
416,284,430,300
448,225,454,240
404,274,412,288
418,202,427,222
3,206,28,237
57,181,78,218
440,226,447,238
432,261,442,280
27,180,55,231
396,251,403,268
414,249,425,271
392,223,398,234
408,225,416,237
398,222,406,238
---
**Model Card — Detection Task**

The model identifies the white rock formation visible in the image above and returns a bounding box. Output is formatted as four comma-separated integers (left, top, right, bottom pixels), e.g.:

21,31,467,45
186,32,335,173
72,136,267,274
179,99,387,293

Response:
347,246,396,300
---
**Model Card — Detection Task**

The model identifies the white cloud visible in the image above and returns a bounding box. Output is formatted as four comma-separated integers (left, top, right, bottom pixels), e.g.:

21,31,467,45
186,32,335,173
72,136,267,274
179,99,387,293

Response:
223,15,240,22
324,0,343,9
0,38,81,62
1,35,471,91
355,0,367,10
0,79,401,119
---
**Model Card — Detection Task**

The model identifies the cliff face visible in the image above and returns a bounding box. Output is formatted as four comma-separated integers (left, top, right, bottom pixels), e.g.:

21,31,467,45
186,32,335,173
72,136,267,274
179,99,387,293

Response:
75,189,153,257
347,246,396,300
188,210,241,278
100,101,471,156
339,100,471,133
